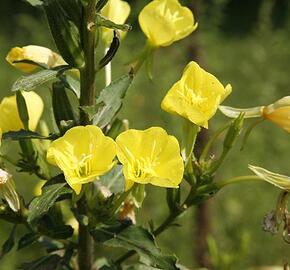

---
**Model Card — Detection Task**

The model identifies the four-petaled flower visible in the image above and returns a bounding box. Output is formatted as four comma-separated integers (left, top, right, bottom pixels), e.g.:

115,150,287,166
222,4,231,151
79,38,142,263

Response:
139,0,197,47
47,126,116,194
116,127,184,190
161,61,232,128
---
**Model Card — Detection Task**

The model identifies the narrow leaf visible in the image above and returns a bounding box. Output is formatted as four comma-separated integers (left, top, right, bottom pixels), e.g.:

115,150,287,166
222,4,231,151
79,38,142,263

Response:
3,130,56,141
96,13,132,32
91,225,179,270
18,232,40,250
18,254,62,270
0,225,16,259
24,0,43,6
12,69,66,92
16,91,29,130
28,183,72,225
81,73,133,128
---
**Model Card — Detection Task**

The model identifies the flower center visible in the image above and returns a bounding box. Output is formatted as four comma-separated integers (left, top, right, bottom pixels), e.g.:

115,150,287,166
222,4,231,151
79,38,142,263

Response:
179,85,207,108
132,157,156,179
74,154,93,178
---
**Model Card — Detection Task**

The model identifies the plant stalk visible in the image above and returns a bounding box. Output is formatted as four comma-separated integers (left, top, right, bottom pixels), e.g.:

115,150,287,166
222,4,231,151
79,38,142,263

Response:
78,1,97,270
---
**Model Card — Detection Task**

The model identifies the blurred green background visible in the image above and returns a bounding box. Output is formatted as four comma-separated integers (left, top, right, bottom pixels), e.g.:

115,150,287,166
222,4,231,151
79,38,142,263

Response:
1,0,290,269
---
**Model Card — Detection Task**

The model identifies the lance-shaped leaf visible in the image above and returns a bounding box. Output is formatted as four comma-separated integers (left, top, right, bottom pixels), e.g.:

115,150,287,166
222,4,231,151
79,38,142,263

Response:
18,232,40,250
91,224,179,270
18,254,62,270
11,68,68,92
96,13,132,32
16,91,29,130
81,73,133,128
25,0,43,6
3,130,56,141
28,183,72,225
0,225,16,259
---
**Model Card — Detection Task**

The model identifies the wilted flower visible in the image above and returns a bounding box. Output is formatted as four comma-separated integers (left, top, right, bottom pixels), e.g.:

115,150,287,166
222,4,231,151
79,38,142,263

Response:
139,0,197,47
47,126,116,194
161,61,232,128
6,45,66,73
101,0,131,46
0,169,20,212
0,91,44,133
116,127,184,190
219,96,290,133
249,165,290,191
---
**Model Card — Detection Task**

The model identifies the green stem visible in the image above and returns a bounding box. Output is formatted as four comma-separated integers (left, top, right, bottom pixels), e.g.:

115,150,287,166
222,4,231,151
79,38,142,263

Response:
79,0,97,125
132,42,154,74
199,121,231,163
78,1,97,270
115,175,264,266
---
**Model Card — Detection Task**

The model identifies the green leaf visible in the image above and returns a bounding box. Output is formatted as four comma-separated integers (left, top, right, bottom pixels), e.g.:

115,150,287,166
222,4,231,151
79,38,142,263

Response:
28,183,72,225
125,264,162,270
25,0,43,6
0,225,16,259
18,254,62,270
3,130,57,141
42,225,74,239
96,13,132,32
99,165,125,194
16,91,29,130
91,225,179,270
11,68,67,92
81,73,133,128
18,232,40,250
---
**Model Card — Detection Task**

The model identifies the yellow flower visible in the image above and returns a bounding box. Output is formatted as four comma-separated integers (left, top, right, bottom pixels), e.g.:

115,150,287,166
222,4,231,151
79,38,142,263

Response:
6,45,66,73
116,127,184,190
219,96,290,133
101,0,131,47
47,126,116,194
139,0,197,47
0,91,44,133
161,61,232,128
0,128,2,146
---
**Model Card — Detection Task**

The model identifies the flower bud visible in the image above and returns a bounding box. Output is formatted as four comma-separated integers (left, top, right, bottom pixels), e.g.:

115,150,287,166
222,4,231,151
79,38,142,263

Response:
0,169,20,212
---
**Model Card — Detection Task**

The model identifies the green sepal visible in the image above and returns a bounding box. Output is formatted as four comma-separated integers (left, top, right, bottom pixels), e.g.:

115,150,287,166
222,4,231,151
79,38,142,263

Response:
52,81,77,133
98,30,120,70
96,13,132,32
16,91,29,130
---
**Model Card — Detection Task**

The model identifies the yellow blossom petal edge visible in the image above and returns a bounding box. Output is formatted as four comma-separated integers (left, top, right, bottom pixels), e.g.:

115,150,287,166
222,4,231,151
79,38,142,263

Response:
116,127,184,190
249,165,290,191
6,45,66,73
139,0,197,47
0,91,44,133
47,125,117,194
101,0,131,47
161,61,232,128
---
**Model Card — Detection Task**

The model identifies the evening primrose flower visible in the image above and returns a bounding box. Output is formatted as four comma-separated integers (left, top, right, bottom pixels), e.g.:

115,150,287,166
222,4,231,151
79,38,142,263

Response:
139,0,197,47
249,165,290,191
161,61,232,128
219,96,290,133
116,127,184,190
101,0,131,47
6,45,66,73
47,126,116,194
0,169,20,212
0,91,44,132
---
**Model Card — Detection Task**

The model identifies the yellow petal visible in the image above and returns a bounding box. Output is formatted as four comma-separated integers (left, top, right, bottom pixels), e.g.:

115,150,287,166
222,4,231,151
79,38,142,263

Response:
6,45,66,73
47,125,117,194
101,0,131,46
139,0,197,47
116,127,184,189
161,61,231,128
0,91,43,133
